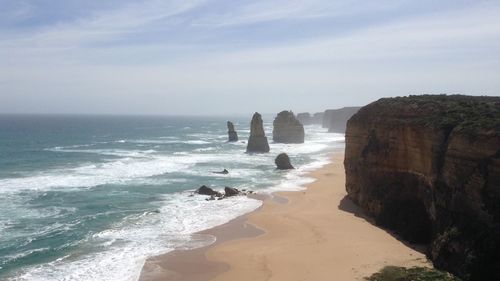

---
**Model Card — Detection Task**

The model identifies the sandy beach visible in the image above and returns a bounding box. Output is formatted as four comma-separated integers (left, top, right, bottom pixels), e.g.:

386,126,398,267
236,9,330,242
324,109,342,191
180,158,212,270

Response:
140,152,431,281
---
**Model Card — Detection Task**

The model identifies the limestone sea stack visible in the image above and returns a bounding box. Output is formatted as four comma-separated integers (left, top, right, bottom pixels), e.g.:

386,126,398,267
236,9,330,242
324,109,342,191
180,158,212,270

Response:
272,111,305,143
227,121,238,142
275,153,294,170
344,95,500,281
246,112,270,153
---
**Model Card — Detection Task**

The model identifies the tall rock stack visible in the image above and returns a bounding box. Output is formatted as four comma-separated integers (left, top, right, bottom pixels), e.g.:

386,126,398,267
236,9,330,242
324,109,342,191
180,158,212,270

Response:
227,121,238,142
246,112,270,153
272,111,305,143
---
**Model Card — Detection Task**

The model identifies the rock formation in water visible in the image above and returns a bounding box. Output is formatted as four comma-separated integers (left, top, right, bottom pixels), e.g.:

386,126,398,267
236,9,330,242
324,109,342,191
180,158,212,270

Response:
272,111,305,143
275,153,294,170
227,121,238,142
321,107,361,132
297,112,311,125
246,112,270,153
196,185,222,197
224,187,240,197
344,95,500,281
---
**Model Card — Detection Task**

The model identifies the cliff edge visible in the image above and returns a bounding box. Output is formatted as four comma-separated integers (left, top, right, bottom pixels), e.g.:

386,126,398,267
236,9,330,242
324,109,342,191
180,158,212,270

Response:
344,95,500,281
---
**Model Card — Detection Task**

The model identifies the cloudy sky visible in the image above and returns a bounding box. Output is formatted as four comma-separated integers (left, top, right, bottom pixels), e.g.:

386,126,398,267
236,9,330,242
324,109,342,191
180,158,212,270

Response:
0,0,499,115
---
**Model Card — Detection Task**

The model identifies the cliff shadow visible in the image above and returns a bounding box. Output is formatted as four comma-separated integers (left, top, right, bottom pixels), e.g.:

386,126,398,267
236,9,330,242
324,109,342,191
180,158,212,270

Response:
338,195,428,255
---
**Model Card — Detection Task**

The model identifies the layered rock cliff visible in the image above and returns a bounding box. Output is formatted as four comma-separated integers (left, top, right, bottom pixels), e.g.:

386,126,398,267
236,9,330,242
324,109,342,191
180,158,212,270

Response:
344,95,500,281
246,112,270,153
272,111,305,143
227,121,238,142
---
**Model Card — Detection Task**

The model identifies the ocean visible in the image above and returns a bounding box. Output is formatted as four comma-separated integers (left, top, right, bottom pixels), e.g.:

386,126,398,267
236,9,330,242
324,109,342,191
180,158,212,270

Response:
0,114,344,281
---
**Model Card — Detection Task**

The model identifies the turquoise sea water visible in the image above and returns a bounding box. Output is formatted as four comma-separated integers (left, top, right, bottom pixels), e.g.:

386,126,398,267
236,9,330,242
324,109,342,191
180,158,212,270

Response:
0,114,344,281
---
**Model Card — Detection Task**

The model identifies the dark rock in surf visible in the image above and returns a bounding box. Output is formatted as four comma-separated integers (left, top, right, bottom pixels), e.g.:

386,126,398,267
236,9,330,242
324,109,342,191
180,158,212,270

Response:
224,187,240,197
196,185,222,197
275,153,294,170
212,169,229,174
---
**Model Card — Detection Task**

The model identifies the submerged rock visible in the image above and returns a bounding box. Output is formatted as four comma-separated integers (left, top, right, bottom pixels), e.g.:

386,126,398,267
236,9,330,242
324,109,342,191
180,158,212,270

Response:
246,112,270,153
275,153,294,170
212,169,229,174
344,95,500,281
272,111,305,143
227,121,238,142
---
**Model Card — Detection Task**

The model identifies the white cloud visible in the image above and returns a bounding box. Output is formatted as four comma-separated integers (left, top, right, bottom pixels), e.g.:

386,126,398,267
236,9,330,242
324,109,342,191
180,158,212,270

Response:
0,0,206,49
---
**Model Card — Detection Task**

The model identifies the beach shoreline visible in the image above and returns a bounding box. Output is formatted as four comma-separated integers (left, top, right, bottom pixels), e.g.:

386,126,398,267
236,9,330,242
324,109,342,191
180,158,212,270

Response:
139,151,431,281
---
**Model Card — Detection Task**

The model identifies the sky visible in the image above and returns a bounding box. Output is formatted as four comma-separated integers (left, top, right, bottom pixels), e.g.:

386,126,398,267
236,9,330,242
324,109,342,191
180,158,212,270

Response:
0,0,499,115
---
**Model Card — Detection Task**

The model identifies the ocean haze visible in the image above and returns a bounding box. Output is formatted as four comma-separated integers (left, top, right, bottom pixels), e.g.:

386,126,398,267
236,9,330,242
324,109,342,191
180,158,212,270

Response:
0,0,499,115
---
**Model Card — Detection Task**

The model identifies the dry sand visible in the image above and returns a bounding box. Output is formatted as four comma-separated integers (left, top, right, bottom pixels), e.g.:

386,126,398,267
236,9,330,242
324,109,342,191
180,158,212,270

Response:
206,152,430,281
140,152,430,281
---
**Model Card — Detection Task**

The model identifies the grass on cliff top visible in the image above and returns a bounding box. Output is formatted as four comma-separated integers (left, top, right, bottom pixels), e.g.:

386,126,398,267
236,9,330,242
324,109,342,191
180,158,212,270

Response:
365,266,461,281
375,95,500,133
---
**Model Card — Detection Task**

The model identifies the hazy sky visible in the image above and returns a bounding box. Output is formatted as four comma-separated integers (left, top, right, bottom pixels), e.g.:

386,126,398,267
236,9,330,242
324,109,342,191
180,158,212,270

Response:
0,0,499,115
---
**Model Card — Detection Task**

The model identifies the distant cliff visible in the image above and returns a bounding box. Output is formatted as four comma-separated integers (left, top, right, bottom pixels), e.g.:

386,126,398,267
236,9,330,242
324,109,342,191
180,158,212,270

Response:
322,107,360,133
297,112,323,125
344,95,500,281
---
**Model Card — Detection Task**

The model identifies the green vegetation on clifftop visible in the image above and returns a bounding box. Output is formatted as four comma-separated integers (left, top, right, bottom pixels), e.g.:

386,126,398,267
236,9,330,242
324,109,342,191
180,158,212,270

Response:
359,95,500,134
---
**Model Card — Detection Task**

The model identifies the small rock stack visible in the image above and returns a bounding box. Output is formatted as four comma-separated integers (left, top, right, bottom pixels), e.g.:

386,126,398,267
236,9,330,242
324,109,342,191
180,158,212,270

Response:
227,121,238,142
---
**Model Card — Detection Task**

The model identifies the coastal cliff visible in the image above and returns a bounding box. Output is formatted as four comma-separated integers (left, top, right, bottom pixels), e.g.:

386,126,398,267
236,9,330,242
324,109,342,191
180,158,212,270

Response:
344,95,500,281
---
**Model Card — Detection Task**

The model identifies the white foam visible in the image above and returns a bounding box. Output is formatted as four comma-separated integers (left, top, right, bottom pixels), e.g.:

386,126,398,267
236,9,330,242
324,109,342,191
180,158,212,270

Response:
47,148,157,158
0,153,233,193
10,195,262,281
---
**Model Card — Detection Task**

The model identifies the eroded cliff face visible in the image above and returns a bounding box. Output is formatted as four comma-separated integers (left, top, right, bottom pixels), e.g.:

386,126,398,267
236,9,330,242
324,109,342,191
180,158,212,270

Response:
344,95,500,281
